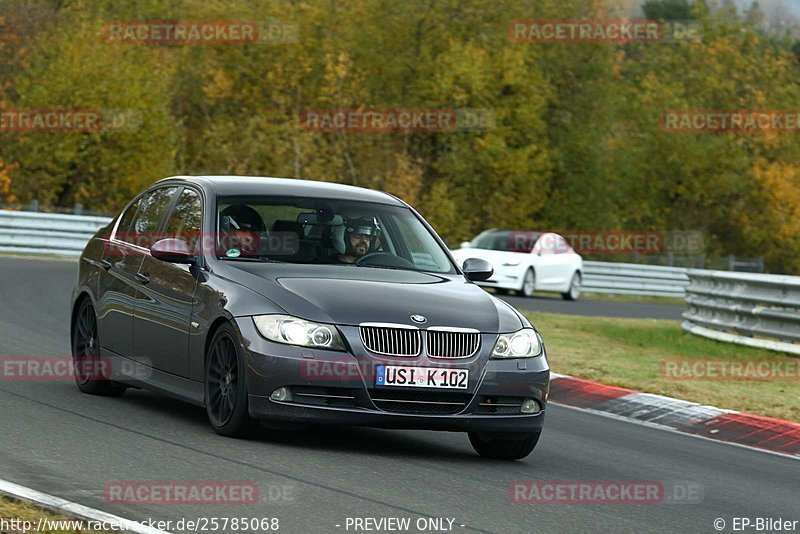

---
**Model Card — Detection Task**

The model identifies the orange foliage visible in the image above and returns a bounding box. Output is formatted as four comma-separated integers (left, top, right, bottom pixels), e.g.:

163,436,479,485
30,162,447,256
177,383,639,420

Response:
751,159,800,244
0,158,16,202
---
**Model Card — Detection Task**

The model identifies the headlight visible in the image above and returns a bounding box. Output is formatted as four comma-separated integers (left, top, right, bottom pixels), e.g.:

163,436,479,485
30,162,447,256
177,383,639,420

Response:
253,315,346,351
491,328,542,359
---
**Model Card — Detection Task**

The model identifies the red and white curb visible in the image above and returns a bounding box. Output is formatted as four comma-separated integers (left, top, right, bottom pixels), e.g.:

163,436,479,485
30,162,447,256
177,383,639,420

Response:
549,373,800,458
0,478,169,534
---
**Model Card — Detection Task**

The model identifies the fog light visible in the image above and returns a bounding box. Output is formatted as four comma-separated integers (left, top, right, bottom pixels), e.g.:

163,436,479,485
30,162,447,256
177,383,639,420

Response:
270,387,293,402
521,398,540,414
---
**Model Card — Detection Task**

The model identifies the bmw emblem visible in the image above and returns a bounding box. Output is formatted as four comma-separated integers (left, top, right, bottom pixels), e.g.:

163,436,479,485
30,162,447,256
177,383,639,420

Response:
410,314,427,324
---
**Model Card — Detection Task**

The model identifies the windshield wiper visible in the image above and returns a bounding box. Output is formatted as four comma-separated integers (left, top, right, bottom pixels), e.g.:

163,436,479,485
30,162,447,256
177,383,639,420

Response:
217,255,286,263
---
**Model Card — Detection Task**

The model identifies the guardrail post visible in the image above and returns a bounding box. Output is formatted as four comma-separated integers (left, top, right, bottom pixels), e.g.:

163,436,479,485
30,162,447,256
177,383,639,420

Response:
29,200,38,212
74,203,83,215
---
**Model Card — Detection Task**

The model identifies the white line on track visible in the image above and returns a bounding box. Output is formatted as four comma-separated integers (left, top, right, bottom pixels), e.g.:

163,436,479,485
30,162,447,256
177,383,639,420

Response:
0,478,170,534
550,402,800,461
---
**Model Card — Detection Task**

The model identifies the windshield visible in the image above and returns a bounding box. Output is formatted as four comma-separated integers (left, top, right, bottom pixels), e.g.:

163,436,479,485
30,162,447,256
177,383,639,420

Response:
215,196,455,274
471,230,541,253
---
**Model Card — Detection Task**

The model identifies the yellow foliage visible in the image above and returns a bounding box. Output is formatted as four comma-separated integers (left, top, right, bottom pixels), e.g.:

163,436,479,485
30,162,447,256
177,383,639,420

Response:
381,154,423,208
751,159,800,244
0,158,16,202
203,68,235,100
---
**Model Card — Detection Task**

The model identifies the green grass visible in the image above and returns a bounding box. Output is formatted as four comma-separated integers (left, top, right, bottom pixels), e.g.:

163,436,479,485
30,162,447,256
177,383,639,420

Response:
0,497,104,533
580,292,684,305
0,251,76,261
483,287,683,305
526,312,800,423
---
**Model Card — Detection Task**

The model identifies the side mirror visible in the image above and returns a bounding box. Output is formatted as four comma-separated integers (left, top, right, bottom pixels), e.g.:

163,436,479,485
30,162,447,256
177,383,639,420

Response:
150,238,196,264
462,258,493,282
460,241,471,249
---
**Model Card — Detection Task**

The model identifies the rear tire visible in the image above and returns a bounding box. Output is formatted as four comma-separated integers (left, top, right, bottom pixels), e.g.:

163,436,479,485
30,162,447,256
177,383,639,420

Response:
561,272,581,301
518,268,535,298
468,430,541,460
204,323,258,438
71,299,126,397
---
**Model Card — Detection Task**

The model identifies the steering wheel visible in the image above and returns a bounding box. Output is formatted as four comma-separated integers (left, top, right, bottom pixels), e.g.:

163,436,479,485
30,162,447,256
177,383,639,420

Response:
355,252,417,269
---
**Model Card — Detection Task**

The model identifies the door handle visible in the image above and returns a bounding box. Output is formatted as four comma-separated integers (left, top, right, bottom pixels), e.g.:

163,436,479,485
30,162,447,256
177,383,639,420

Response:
99,259,112,270
135,272,150,284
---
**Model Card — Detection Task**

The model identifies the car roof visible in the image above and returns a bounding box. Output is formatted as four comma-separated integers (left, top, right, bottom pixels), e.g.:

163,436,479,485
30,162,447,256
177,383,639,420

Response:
156,175,405,206
483,229,547,237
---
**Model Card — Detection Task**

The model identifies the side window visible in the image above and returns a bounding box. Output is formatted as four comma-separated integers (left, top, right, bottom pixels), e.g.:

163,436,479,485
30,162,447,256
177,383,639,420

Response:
128,187,177,249
114,198,141,243
555,235,569,254
162,188,202,252
535,234,559,255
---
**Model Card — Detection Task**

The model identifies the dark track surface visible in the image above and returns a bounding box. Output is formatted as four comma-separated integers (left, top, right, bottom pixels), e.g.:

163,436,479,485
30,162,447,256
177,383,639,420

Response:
0,256,796,534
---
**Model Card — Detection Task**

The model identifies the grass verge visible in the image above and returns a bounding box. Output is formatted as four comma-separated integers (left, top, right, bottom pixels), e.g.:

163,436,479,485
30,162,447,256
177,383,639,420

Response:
0,496,104,533
580,292,684,305
525,312,800,423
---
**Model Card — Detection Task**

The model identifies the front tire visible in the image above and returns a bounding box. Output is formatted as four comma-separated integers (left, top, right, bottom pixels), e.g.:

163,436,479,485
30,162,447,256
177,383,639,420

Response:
518,268,535,298
561,272,581,301
204,323,257,437
71,299,126,397
468,431,541,460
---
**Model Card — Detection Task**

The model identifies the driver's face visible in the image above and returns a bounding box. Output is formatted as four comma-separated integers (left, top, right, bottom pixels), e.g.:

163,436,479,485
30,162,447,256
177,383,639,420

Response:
232,230,258,254
350,233,370,256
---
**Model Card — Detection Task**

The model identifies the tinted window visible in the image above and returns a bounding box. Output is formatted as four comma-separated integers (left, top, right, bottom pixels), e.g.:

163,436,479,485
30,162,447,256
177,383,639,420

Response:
125,187,177,248
215,196,455,273
162,188,202,252
393,215,450,272
115,198,140,242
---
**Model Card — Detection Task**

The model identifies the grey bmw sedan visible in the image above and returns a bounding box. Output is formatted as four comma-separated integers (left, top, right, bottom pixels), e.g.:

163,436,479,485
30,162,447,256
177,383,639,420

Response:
71,175,549,460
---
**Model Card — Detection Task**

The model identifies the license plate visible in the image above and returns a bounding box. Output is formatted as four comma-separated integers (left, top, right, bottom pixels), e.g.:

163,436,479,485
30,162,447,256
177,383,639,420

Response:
375,365,468,389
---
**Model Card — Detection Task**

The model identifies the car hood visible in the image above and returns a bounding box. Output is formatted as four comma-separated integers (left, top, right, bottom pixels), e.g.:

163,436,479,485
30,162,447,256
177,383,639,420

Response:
222,263,523,332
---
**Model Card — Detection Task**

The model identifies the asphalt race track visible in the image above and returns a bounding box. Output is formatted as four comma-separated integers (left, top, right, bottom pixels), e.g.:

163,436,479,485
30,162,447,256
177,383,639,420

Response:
0,256,796,533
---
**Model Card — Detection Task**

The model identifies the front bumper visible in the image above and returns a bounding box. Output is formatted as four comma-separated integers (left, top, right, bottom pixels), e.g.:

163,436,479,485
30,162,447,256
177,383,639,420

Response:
474,264,526,291
236,318,549,433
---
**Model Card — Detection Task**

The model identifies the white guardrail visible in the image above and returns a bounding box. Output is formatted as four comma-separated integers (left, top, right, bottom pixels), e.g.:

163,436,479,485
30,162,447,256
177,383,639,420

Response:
581,261,689,298
3,210,798,354
0,210,691,295
0,210,111,256
682,269,800,356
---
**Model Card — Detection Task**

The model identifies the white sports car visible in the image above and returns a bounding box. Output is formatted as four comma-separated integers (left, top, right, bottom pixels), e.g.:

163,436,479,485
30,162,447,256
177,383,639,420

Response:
452,230,583,300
